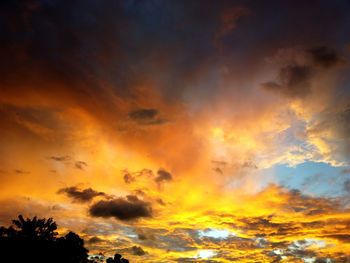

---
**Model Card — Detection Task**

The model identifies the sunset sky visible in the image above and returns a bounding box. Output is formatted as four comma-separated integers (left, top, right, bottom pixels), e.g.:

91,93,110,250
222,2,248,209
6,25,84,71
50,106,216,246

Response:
1,0,350,262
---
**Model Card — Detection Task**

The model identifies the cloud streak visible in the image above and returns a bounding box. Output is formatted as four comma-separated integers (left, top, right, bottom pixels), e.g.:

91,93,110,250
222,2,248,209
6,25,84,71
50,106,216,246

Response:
58,187,106,203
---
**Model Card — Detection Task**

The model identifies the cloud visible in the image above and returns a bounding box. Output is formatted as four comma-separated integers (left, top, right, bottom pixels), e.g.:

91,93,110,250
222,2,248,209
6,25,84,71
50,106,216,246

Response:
58,186,106,203
14,169,30,174
215,6,251,42
123,173,135,184
213,167,223,175
89,195,152,221
1,1,350,262
130,245,147,256
75,161,87,170
155,168,173,184
307,46,343,68
128,109,167,125
50,155,71,162
323,234,350,243
262,46,343,99
307,105,350,165
123,169,154,184
344,179,350,193
120,245,147,256
88,236,104,244
262,65,312,98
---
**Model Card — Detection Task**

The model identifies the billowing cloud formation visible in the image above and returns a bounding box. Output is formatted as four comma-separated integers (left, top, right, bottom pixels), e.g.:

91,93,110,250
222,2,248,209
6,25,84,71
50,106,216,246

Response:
58,186,105,203
262,46,342,99
89,195,152,221
100,185,348,262
0,0,350,262
306,105,350,165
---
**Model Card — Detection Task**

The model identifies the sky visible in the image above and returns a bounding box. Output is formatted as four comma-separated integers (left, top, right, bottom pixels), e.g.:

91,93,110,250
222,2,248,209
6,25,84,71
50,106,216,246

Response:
0,0,350,262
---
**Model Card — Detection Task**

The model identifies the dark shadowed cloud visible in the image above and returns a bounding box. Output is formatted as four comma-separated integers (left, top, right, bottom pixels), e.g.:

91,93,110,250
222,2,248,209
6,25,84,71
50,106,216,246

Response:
307,46,343,68
87,236,104,244
14,169,30,174
155,168,173,184
75,161,87,170
128,108,167,125
262,45,344,99
58,186,106,203
50,155,71,162
123,169,154,184
120,245,147,256
262,65,312,98
89,195,152,221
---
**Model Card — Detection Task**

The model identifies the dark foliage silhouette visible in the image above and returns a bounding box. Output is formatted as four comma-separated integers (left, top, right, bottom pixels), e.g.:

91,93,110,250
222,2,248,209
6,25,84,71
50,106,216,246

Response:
0,215,130,263
0,215,89,263
106,253,129,263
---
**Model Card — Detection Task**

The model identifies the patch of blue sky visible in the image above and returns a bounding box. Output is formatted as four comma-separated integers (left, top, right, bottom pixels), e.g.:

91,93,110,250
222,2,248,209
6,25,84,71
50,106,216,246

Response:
260,161,350,197
198,228,233,239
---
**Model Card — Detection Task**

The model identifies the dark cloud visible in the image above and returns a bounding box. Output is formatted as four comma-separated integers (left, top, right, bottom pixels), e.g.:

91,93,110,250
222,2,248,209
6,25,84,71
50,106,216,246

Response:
262,45,344,99
262,65,312,98
123,169,154,184
49,155,71,162
213,167,223,174
75,161,87,170
88,236,104,244
0,0,349,114
156,198,166,206
307,46,342,68
129,109,158,121
58,186,106,203
89,195,152,221
125,245,147,256
155,168,173,184
136,229,156,241
128,109,167,126
323,234,350,243
212,160,227,174
14,169,30,174
123,173,135,184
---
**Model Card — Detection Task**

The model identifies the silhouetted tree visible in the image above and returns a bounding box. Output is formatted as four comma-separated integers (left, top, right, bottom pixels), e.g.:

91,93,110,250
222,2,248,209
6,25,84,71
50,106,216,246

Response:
0,215,89,263
57,231,89,263
105,253,129,263
11,215,58,240
0,215,130,263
